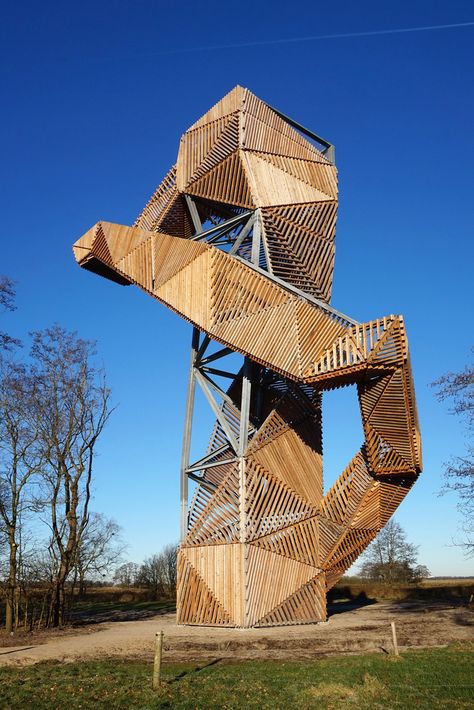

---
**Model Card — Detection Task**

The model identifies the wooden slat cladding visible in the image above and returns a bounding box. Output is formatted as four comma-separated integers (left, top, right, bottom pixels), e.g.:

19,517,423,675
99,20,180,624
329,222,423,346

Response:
181,544,245,626
242,89,329,163
177,113,240,190
261,201,337,302
248,418,323,506
184,465,240,547
245,545,321,626
242,111,328,163
250,516,321,568
73,87,422,628
255,573,326,626
188,85,246,131
177,551,232,625
241,151,334,206
134,166,178,231
250,152,337,198
185,151,254,209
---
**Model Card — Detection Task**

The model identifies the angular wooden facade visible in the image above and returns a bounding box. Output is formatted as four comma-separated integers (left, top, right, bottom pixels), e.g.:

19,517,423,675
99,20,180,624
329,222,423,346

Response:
73,87,422,627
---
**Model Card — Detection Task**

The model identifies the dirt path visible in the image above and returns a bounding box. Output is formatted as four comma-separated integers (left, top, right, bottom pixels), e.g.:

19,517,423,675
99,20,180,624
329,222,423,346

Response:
1,601,472,666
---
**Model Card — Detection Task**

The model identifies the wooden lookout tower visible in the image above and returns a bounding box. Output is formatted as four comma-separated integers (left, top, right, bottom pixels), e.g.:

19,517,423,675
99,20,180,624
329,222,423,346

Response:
73,87,422,627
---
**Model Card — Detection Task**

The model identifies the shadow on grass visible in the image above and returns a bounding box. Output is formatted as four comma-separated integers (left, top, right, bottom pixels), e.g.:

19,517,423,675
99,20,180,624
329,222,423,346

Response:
168,658,221,684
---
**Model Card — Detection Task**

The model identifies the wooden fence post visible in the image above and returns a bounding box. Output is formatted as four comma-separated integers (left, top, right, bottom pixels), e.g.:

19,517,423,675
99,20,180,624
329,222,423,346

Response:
391,621,399,656
153,631,164,689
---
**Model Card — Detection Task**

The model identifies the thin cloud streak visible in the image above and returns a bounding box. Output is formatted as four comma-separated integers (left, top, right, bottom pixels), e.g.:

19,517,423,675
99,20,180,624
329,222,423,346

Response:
158,21,474,56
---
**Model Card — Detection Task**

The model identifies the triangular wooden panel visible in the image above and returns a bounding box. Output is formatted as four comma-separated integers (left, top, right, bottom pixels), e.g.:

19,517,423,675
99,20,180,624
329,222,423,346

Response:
209,249,289,328
358,373,393,422
255,572,326,626
242,110,329,163
179,113,240,189
154,193,194,239
184,464,240,546
153,234,207,289
185,151,255,209
365,369,415,466
251,152,337,198
242,151,334,207
351,481,381,530
266,201,338,241
212,298,302,380
90,224,114,265
188,85,246,130
72,224,97,262
270,235,335,292
97,222,150,266
245,459,317,541
367,318,406,365
134,165,177,231
365,424,415,474
316,515,344,560
182,544,244,625
248,386,320,456
261,209,335,300
154,250,210,329
245,545,321,626
296,300,348,374
320,450,373,526
250,515,321,567
324,527,377,572
401,356,422,472
242,90,330,164
247,417,323,506
116,237,154,293
177,552,232,625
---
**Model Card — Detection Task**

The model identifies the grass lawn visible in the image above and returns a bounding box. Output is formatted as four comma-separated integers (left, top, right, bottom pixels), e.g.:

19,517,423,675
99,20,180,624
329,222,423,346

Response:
0,643,472,709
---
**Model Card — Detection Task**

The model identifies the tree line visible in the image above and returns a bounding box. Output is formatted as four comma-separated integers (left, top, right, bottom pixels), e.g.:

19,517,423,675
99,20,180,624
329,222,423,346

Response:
113,545,178,599
0,277,120,630
0,277,179,632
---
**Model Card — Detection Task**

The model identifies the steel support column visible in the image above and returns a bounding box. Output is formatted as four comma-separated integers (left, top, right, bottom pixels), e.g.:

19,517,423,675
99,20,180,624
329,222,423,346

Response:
179,327,200,542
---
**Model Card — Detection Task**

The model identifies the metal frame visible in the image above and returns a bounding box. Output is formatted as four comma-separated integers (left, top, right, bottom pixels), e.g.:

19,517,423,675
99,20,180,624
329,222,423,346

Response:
179,328,262,542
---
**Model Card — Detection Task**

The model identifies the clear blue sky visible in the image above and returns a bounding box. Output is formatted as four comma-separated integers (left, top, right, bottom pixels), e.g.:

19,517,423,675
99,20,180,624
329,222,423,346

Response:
1,1,473,575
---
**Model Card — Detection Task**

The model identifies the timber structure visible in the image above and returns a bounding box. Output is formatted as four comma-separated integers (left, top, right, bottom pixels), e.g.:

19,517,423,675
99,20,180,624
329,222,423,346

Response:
72,86,422,627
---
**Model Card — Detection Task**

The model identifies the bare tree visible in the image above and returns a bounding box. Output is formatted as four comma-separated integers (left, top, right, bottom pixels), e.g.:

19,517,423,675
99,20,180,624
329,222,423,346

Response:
31,326,113,626
72,513,125,595
138,554,166,599
114,562,140,587
359,520,428,583
162,543,177,594
0,361,43,632
0,276,21,351
432,351,473,556
138,544,178,599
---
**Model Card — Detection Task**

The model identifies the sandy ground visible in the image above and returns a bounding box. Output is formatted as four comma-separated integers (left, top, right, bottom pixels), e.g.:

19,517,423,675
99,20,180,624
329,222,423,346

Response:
0,600,472,667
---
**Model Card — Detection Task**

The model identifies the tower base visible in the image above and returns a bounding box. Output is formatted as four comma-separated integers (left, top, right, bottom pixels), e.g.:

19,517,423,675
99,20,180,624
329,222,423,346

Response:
177,542,327,628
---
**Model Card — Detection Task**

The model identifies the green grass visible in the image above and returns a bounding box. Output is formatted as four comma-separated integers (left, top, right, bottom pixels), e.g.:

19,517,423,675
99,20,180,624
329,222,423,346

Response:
0,644,472,709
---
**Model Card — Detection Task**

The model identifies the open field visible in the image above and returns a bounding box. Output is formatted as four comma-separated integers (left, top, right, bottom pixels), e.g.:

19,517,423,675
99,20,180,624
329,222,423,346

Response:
0,595,472,666
0,580,472,668
0,644,472,709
